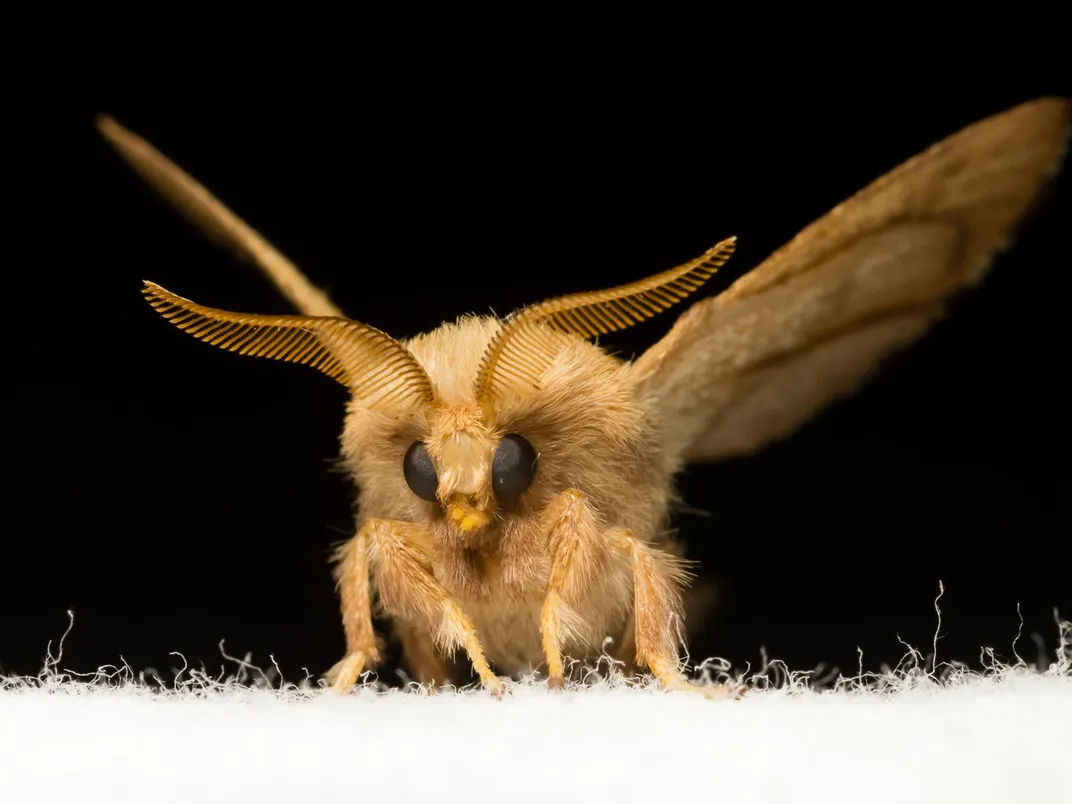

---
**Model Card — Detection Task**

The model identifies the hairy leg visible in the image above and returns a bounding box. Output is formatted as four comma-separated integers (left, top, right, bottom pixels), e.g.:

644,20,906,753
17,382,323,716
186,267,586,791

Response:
614,529,735,697
537,489,734,696
365,518,503,696
325,522,381,692
539,489,627,688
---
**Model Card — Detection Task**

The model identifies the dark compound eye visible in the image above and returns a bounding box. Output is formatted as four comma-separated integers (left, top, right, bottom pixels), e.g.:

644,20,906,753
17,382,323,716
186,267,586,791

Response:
492,434,538,502
403,440,439,502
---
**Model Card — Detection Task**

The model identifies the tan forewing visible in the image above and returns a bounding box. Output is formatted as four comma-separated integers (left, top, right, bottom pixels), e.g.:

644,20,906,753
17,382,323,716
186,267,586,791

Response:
143,282,434,409
633,97,1070,463
98,115,343,319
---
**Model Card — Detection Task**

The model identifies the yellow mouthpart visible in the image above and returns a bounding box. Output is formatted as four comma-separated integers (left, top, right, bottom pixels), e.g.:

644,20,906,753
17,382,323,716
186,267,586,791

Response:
447,502,492,533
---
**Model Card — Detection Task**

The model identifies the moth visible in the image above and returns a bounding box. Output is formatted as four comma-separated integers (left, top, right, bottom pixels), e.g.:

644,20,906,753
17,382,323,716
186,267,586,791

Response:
98,98,1069,697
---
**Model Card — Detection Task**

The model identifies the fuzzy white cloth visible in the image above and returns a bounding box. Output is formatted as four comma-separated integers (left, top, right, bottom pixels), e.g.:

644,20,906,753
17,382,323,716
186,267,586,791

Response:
3,635,1071,804
3,601,1070,803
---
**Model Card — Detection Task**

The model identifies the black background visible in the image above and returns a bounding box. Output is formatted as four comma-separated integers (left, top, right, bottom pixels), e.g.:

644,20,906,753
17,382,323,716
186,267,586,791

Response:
4,82,1069,688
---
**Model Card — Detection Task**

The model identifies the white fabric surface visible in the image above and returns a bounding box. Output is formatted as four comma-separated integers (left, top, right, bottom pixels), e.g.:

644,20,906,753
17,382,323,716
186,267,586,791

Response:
2,642,1070,803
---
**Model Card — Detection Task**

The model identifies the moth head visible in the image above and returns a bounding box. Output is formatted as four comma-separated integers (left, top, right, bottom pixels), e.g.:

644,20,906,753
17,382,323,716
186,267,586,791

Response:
405,234,737,533
398,400,539,534
142,234,735,537
140,282,534,535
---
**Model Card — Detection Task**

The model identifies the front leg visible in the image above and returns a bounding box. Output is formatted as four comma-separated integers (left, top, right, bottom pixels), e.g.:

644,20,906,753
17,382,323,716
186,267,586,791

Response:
539,489,734,696
325,521,381,692
539,489,627,687
364,518,504,696
613,528,724,696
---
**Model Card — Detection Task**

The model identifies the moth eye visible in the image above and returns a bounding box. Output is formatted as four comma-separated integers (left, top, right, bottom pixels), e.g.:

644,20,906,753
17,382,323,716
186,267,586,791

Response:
403,441,439,502
492,434,538,502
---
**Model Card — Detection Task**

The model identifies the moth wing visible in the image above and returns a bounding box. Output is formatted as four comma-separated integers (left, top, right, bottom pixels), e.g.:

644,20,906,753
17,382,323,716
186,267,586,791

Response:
97,115,343,319
632,97,1070,464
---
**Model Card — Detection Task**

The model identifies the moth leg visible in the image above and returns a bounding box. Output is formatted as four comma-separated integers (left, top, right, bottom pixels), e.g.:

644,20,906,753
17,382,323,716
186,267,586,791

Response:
365,518,504,696
539,489,625,688
614,529,737,698
325,522,382,692
395,620,454,689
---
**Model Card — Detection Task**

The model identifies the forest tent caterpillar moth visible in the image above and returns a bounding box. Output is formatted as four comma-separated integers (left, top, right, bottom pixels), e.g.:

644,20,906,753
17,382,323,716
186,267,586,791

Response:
98,98,1069,696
